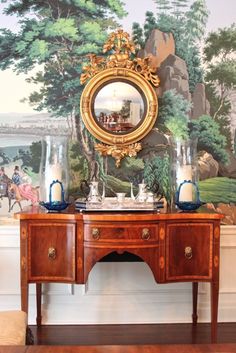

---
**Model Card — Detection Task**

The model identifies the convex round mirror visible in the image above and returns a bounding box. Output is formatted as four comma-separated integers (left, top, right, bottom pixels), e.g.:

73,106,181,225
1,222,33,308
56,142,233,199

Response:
80,67,158,146
94,80,145,135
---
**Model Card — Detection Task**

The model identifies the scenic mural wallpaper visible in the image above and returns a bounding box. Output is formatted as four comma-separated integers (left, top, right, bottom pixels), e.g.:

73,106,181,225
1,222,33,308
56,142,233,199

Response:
0,0,235,223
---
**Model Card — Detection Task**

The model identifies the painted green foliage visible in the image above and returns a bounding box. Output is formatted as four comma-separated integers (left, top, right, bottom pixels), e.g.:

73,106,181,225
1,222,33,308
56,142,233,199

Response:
204,24,236,151
132,22,144,49
144,154,171,204
199,177,236,204
141,90,192,202
157,89,229,165
144,11,157,41
132,0,208,92
0,0,126,115
214,103,232,150
131,1,236,204
158,89,191,140
189,115,228,164
14,142,42,174
0,0,235,205
0,0,127,185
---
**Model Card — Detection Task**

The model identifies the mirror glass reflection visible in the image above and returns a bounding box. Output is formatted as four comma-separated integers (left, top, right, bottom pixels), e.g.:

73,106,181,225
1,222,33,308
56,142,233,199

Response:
94,82,145,134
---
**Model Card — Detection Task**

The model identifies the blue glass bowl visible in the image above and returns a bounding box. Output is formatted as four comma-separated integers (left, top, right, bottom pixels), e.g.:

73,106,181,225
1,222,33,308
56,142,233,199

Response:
40,180,69,212
175,180,204,212
40,201,70,212
175,201,204,211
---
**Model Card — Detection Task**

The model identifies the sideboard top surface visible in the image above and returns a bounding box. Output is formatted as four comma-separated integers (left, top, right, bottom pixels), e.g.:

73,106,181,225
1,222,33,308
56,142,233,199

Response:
15,205,224,221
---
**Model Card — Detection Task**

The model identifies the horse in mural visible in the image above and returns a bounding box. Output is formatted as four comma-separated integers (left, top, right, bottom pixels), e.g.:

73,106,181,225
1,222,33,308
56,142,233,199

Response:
7,182,40,212
0,176,13,212
0,178,39,212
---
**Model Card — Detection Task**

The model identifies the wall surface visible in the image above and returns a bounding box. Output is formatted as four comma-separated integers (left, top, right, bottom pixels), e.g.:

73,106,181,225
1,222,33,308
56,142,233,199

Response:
1,0,236,222
0,223,235,325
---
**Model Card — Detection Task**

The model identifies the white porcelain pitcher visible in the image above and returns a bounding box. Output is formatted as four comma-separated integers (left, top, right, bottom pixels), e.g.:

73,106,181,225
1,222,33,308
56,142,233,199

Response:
135,182,147,202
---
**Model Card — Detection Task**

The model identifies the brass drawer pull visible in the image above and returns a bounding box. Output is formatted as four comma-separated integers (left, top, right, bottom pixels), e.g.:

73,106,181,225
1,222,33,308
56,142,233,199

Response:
48,247,56,260
185,246,192,259
141,228,150,240
92,228,100,240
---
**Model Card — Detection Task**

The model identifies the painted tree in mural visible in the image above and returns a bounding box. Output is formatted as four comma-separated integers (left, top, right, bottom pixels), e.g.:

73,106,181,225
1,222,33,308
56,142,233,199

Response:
185,0,208,45
0,0,126,181
131,0,208,200
157,0,172,12
132,9,157,49
148,0,172,35
132,22,144,49
189,115,228,164
132,0,208,92
158,90,190,140
144,154,171,203
204,24,236,149
171,0,189,18
143,11,157,42
181,0,208,91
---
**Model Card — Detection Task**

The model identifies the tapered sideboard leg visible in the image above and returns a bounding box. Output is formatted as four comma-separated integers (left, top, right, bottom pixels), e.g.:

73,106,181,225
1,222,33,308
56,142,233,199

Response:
36,283,42,327
192,281,198,326
21,284,28,315
211,280,219,343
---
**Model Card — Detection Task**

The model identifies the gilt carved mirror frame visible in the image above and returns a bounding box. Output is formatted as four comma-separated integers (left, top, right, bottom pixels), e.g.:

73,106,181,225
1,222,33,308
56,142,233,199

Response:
80,29,160,167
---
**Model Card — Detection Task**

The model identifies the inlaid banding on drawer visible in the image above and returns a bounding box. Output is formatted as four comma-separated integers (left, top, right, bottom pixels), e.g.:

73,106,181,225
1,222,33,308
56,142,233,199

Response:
84,223,158,242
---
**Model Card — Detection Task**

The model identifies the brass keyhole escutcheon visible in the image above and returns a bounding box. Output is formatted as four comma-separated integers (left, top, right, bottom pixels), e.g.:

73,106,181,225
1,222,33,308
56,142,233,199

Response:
185,246,192,260
48,247,56,260
142,228,150,240
92,228,100,240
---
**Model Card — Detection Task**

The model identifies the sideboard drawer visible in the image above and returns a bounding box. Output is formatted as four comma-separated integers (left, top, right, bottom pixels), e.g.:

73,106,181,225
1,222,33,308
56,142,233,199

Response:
166,222,213,281
28,222,76,282
84,223,158,242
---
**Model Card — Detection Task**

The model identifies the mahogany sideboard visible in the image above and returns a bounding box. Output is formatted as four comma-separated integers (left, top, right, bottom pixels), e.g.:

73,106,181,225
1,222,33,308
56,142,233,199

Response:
16,206,223,343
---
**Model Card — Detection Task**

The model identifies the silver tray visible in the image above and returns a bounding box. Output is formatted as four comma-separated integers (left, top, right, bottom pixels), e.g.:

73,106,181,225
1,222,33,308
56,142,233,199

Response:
75,197,163,212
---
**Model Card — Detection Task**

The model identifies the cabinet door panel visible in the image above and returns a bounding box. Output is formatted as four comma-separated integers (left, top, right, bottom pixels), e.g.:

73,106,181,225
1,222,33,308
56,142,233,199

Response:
166,222,213,281
28,222,76,282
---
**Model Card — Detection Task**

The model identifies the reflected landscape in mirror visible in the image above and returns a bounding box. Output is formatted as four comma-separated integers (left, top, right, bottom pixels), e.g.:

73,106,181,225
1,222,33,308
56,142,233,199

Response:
93,81,145,134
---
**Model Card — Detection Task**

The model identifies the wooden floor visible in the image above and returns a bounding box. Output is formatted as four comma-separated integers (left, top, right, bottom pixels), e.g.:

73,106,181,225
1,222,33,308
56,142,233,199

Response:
30,323,236,346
